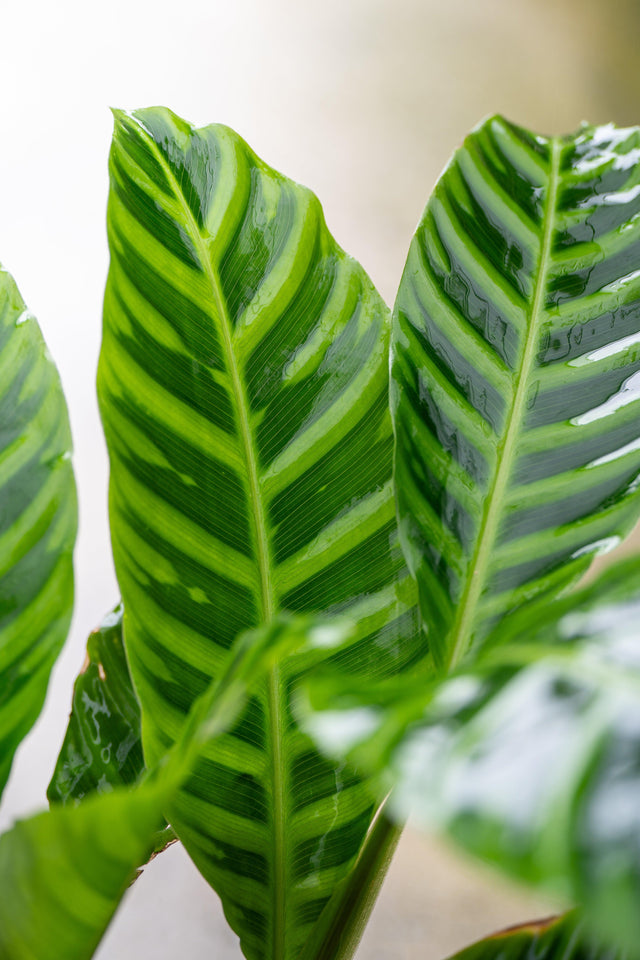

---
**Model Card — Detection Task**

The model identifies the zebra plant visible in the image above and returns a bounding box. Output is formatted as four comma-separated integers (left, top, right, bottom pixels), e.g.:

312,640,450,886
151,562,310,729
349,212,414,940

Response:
0,108,640,960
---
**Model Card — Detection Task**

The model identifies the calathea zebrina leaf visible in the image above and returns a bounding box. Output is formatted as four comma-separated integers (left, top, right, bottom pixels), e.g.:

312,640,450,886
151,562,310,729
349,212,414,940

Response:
47,605,145,806
0,265,76,797
0,781,169,960
0,614,306,960
97,107,423,960
300,556,640,957
446,913,624,960
393,117,640,670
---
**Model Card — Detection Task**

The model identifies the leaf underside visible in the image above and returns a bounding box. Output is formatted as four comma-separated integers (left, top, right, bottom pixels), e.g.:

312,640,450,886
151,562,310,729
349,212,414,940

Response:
48,605,144,806
393,116,640,670
0,266,76,797
98,107,423,960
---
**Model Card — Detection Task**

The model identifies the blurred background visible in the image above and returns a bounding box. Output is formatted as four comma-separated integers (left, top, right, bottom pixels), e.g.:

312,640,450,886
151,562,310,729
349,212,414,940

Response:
1,0,639,956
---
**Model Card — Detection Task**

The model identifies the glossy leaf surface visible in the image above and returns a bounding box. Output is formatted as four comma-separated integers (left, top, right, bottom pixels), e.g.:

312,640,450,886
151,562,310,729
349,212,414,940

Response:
448,914,625,960
301,557,640,956
0,614,306,960
98,107,423,960
48,605,144,805
0,266,76,796
393,117,640,670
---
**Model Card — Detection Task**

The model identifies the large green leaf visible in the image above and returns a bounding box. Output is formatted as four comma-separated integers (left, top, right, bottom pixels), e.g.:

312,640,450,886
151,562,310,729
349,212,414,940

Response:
0,265,76,796
0,614,310,960
47,605,144,806
392,116,640,670
447,914,624,960
0,781,168,960
300,556,640,956
97,107,423,960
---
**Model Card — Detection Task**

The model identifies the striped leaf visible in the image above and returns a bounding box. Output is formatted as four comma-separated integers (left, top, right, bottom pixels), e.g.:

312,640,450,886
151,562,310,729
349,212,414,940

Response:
447,914,624,960
392,117,640,670
0,781,168,960
301,556,640,957
0,265,76,796
97,107,423,960
0,614,298,960
47,606,145,806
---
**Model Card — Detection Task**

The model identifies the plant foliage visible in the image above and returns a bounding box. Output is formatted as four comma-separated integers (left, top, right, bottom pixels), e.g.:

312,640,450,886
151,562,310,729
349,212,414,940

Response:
0,267,76,796
393,117,640,671
97,106,423,960
2,109,640,960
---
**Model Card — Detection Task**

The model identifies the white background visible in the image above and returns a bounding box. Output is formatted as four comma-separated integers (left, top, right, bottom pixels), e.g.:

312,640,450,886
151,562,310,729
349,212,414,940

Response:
1,0,639,956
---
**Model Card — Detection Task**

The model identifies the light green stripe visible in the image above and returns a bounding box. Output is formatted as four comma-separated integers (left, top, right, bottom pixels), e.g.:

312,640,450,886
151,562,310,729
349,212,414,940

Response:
110,462,256,591
262,343,386,498
407,245,513,384
100,340,242,472
457,147,540,251
234,186,318,358
486,117,549,183
431,192,529,322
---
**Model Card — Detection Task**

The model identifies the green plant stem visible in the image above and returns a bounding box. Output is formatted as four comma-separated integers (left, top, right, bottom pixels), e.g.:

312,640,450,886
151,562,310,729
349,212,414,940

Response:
298,800,402,960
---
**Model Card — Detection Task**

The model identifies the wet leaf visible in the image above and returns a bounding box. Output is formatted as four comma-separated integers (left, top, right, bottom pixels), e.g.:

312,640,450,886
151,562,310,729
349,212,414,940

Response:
48,605,144,806
448,913,624,960
97,106,424,960
301,557,640,957
0,614,309,960
392,117,640,671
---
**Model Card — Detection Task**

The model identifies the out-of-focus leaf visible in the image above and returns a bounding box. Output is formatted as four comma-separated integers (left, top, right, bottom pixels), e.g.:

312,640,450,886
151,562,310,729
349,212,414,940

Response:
392,116,640,671
0,614,309,960
48,605,144,805
300,557,640,956
0,265,76,796
97,106,424,960
0,782,168,960
447,913,624,960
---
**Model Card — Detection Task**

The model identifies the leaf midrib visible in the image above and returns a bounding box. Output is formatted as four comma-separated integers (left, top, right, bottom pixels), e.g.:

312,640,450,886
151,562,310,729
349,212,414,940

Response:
444,138,562,673
132,120,287,960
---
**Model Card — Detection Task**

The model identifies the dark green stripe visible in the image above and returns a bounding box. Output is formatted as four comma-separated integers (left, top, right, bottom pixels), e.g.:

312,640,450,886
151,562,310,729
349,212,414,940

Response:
537,298,640,366
109,230,226,370
220,174,300,328
441,160,532,300
292,809,373,879
395,350,489,486
110,153,201,269
525,358,640,428
546,235,640,307
114,113,173,197
471,122,547,222
256,299,378,467
114,507,257,649
185,758,268,823
499,464,640,544
515,416,640,483
107,401,251,555
282,520,404,611
107,283,235,432
270,386,391,564
397,290,506,431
